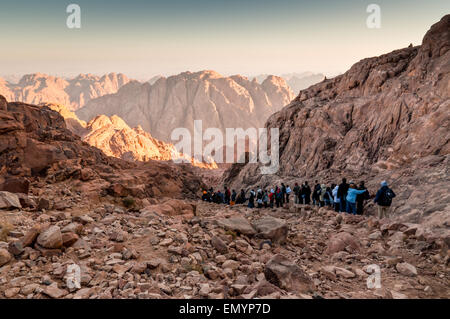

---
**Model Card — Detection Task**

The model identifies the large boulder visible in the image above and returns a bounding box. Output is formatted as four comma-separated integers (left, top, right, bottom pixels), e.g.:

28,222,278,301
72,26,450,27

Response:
0,177,29,194
264,254,314,293
216,216,256,236
36,226,63,249
325,232,361,255
252,216,288,244
0,191,22,209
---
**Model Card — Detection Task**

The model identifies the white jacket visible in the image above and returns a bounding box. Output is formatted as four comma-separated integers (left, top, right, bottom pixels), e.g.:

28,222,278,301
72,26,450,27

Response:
332,186,340,203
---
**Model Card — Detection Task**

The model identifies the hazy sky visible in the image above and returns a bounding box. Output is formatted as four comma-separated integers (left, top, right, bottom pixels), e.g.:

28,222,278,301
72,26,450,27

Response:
0,0,448,79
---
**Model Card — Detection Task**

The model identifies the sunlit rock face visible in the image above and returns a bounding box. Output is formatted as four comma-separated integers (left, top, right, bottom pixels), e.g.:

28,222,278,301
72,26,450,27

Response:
76,70,295,143
45,103,216,169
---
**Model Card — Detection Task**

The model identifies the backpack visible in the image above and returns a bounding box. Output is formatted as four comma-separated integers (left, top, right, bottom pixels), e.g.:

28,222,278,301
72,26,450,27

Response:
380,188,395,206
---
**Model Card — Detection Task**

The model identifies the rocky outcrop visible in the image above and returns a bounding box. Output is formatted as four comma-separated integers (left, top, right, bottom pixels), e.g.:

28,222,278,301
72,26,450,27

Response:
0,73,130,111
0,191,21,209
76,70,294,142
47,103,216,168
0,97,205,201
224,15,450,228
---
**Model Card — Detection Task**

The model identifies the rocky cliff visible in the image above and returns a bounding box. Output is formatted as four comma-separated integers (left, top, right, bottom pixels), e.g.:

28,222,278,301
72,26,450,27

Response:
0,73,130,111
42,103,216,168
0,95,204,200
224,15,450,229
76,70,295,142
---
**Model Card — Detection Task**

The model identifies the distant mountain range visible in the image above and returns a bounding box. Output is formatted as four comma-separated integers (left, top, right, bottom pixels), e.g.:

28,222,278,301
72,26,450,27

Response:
76,70,295,143
251,72,326,94
0,73,130,111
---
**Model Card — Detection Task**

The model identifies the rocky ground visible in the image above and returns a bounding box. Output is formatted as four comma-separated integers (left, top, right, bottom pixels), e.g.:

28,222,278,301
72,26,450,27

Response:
1,189,448,299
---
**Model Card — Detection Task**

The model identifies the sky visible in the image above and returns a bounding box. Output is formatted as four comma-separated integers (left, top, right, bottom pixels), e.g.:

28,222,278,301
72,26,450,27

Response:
0,0,448,80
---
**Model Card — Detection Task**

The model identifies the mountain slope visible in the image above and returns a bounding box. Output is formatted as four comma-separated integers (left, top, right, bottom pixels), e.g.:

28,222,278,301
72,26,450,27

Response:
43,103,216,168
0,95,204,200
224,15,450,229
76,70,295,142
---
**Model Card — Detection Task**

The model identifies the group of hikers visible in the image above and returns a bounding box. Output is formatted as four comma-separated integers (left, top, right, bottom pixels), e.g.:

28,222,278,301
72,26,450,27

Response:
202,178,396,219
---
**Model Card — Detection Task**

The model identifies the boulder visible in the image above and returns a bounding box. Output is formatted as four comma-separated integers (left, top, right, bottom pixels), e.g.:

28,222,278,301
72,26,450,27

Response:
0,177,29,194
211,236,228,254
325,232,361,255
37,198,51,211
0,191,21,209
21,225,41,247
36,226,63,249
396,262,418,277
216,216,256,236
0,248,12,266
264,254,314,293
62,232,79,247
252,216,288,244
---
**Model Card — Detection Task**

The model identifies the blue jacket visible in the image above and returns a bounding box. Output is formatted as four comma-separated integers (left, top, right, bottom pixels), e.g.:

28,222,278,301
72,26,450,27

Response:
346,188,367,204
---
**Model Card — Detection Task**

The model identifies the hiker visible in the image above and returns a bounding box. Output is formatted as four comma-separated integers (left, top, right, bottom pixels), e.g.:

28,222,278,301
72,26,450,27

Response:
302,181,311,204
248,189,256,208
356,181,370,215
293,183,300,204
281,183,287,205
313,181,321,206
202,190,209,201
332,184,340,211
325,185,333,207
269,189,275,208
374,181,396,219
224,186,231,205
345,183,369,215
237,189,246,204
263,190,269,208
319,184,327,207
286,185,292,203
231,189,237,206
256,189,263,208
275,187,282,208
337,178,349,212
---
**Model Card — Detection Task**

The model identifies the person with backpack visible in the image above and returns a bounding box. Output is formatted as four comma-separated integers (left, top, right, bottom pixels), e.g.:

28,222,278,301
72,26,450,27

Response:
293,183,300,204
356,181,370,215
256,189,263,208
313,181,321,206
346,183,369,215
302,181,311,204
237,189,246,204
224,186,231,205
374,181,396,219
269,189,275,208
275,187,282,208
281,183,287,205
285,185,292,204
325,185,333,207
319,184,327,207
248,189,256,208
231,189,237,206
262,190,269,208
337,178,349,212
